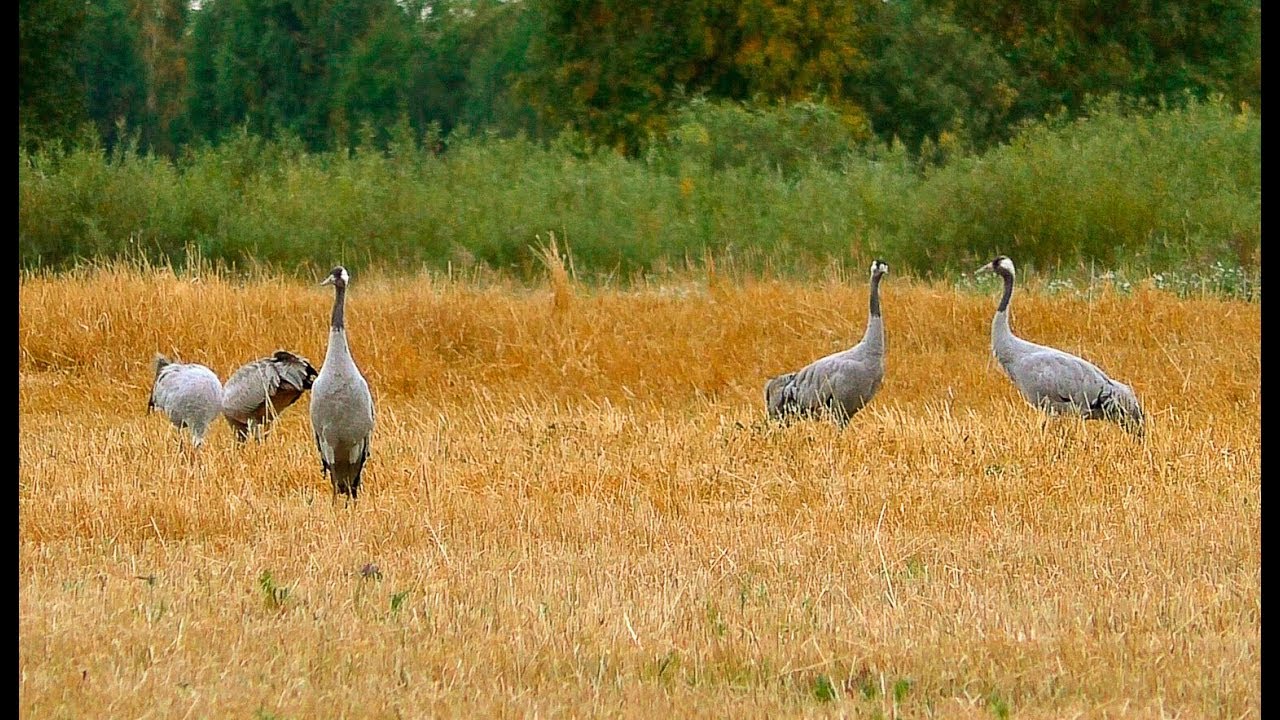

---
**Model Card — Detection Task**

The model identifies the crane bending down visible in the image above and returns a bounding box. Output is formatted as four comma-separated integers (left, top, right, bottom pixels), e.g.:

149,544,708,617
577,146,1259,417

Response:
222,350,318,442
148,354,223,448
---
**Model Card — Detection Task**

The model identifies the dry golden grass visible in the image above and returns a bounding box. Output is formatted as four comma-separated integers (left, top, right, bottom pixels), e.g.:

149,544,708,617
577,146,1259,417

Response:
19,265,1259,718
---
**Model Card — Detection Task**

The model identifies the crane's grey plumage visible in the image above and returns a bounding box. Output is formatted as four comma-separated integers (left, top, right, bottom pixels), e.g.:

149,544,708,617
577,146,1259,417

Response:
310,266,375,499
148,354,223,447
222,350,318,442
765,260,889,427
976,255,1144,434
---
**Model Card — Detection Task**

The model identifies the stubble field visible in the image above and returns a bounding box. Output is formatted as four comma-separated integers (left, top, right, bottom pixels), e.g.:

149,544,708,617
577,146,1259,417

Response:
19,265,1260,718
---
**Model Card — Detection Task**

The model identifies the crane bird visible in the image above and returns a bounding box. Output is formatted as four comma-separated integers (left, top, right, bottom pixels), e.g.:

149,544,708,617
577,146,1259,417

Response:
764,260,889,427
310,266,375,499
222,350,319,442
148,354,223,448
975,255,1144,434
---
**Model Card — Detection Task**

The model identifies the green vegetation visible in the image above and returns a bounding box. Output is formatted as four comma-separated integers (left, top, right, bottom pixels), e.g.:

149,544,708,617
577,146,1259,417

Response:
19,97,1259,284
17,0,1260,284
19,0,1260,157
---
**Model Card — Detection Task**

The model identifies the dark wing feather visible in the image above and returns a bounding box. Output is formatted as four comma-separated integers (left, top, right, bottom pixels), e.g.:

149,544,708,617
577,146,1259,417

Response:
272,351,318,392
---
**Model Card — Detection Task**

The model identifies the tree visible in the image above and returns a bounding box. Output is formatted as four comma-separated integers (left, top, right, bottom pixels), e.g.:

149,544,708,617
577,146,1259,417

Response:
129,0,191,154
520,0,874,154
433,0,540,138
184,0,446,150
19,0,88,145
853,1,1021,154
184,0,315,146
78,0,148,150
943,0,1262,117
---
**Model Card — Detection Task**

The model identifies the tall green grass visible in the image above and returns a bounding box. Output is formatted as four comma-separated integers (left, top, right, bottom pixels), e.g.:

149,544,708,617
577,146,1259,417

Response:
18,96,1259,287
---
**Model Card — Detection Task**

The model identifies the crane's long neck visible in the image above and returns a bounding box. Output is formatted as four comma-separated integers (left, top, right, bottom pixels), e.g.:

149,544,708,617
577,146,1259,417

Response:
859,273,885,353
331,284,346,331
991,270,1019,365
325,285,354,366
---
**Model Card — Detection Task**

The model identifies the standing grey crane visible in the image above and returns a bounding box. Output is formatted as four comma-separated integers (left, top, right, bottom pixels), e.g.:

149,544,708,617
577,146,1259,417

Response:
310,267,375,499
975,255,1144,434
764,260,889,427
222,350,319,442
148,354,224,448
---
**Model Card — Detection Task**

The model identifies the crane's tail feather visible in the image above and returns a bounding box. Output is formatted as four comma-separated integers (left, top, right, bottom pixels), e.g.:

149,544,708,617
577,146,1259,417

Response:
313,433,332,475
325,440,369,500
329,461,367,499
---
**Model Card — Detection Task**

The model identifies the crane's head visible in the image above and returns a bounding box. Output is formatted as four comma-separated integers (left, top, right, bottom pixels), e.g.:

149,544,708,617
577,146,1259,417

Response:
870,259,889,279
320,266,350,289
975,255,1015,278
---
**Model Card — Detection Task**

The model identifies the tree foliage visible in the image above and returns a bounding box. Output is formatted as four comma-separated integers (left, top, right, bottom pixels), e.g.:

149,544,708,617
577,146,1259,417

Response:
184,0,434,150
16,0,1263,156
19,0,88,146
521,0,874,154
129,0,190,154
853,1,1020,154
78,0,148,150
943,0,1262,117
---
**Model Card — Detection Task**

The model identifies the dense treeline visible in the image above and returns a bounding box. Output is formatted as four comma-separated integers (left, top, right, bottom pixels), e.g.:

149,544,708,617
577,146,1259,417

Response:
19,0,1261,156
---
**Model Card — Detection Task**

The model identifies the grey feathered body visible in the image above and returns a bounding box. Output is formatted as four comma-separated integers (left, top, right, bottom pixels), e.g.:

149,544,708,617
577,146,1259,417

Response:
311,328,375,498
765,268,887,427
148,355,223,446
992,312,1143,432
765,327,884,426
222,351,318,441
